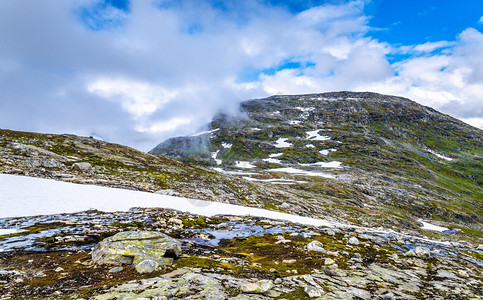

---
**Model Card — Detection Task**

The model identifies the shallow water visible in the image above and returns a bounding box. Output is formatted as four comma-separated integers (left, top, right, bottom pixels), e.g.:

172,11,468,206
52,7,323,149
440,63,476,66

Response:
0,209,481,268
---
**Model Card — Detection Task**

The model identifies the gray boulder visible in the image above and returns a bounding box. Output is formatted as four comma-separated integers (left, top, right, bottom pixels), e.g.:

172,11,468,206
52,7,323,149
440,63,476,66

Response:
348,237,360,245
414,246,431,258
307,240,326,252
92,231,181,273
72,162,93,172
240,279,273,293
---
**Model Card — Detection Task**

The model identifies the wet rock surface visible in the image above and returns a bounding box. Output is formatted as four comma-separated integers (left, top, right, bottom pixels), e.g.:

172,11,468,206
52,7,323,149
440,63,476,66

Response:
0,207,481,299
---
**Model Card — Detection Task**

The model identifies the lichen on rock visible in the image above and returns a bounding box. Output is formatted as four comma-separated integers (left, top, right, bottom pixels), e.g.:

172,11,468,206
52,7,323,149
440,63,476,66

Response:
92,231,181,273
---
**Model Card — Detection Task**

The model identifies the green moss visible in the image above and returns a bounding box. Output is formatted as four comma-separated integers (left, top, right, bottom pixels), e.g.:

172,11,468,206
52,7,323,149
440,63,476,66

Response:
181,217,209,229
459,249,483,261
278,287,312,299
0,222,68,239
173,255,237,271
109,221,146,229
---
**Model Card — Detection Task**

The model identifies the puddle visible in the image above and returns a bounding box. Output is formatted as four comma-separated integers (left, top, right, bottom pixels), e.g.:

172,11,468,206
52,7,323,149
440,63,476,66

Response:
184,221,306,246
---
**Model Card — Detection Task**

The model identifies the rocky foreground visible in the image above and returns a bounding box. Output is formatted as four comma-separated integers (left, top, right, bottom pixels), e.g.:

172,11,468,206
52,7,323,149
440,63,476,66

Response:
1,207,481,299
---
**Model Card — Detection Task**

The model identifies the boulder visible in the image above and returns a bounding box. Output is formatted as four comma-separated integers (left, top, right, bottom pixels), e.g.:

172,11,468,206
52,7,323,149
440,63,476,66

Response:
240,279,273,293
92,231,181,273
307,240,326,252
414,246,431,258
348,237,360,245
305,285,322,297
72,162,92,172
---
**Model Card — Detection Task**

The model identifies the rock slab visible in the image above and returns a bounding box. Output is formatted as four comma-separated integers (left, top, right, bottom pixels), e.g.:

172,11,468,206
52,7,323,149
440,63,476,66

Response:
92,231,181,273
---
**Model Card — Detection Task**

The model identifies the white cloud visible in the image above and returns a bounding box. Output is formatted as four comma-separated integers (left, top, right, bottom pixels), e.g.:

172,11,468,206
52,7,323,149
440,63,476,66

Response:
0,0,482,151
461,118,483,129
135,117,193,134
257,27,483,128
87,78,178,118
356,28,483,120
410,41,452,53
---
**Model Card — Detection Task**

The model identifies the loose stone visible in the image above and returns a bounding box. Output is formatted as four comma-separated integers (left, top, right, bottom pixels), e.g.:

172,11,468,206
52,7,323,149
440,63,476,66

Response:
240,280,273,293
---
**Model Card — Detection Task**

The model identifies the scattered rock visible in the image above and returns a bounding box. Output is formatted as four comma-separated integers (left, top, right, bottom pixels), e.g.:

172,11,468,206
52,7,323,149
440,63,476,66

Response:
307,240,326,252
348,237,360,245
135,259,160,274
240,279,273,294
414,246,431,258
275,238,291,244
108,266,123,273
0,269,22,283
304,285,322,297
72,162,92,172
282,259,297,264
155,189,178,196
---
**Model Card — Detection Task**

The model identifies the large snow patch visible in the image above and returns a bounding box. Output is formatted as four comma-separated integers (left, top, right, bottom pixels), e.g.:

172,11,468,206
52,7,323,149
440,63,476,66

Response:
0,174,338,227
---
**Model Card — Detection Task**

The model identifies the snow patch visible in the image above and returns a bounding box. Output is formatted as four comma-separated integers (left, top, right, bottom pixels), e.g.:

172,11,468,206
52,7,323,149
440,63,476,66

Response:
262,158,281,164
420,220,449,232
235,161,256,169
300,161,342,168
295,107,315,112
274,138,292,148
289,120,301,125
242,177,306,185
319,149,337,155
212,168,257,175
190,128,220,137
221,143,232,149
305,144,315,148
306,130,330,141
269,153,283,158
427,150,453,161
268,167,336,179
211,151,222,165
0,229,24,235
0,174,341,228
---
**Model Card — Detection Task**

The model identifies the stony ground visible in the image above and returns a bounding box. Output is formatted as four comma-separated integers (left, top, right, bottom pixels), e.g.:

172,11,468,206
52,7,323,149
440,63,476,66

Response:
1,208,481,299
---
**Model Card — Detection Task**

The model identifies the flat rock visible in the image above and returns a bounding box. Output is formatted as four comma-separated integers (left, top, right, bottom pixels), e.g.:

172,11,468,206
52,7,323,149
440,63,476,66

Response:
72,162,93,172
92,231,181,273
240,280,273,293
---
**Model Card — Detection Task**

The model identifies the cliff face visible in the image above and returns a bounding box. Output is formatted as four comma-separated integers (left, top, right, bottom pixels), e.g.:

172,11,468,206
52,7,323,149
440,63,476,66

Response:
151,92,483,233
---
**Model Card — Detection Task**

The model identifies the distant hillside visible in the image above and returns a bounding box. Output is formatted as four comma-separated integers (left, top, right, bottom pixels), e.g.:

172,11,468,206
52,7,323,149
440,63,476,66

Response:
0,129,301,210
151,92,483,238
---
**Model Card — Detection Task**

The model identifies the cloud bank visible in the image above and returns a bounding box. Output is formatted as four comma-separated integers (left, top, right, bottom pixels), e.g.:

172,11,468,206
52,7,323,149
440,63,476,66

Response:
0,0,482,151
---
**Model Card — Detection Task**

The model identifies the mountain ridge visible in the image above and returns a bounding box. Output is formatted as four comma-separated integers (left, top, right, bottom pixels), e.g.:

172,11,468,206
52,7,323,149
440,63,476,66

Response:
150,91,483,237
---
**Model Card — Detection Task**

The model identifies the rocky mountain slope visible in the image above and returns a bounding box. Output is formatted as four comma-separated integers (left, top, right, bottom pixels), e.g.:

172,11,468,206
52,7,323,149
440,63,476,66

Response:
0,129,311,210
151,92,483,237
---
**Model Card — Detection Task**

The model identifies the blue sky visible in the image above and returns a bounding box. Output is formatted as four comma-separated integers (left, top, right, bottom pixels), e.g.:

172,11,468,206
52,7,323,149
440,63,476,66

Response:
0,0,482,150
